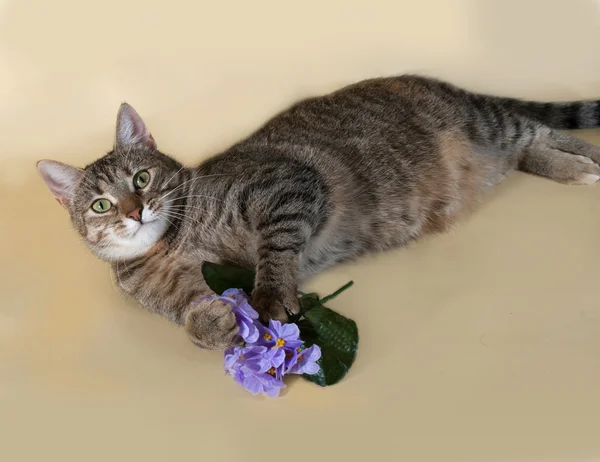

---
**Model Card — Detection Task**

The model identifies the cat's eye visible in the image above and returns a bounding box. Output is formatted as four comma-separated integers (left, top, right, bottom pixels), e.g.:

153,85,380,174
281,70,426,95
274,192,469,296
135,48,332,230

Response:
134,170,150,189
91,198,112,213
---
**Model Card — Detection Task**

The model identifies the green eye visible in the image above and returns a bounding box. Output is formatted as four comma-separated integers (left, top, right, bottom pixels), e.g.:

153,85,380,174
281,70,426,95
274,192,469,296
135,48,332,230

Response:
91,199,112,213
134,170,150,189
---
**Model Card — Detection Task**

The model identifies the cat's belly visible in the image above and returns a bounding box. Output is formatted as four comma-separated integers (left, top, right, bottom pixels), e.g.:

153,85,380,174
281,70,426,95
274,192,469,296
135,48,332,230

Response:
297,211,418,280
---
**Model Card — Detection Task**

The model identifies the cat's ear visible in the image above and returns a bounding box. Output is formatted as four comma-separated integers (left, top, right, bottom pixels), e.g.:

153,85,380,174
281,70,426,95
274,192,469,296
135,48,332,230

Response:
37,160,84,208
115,103,157,150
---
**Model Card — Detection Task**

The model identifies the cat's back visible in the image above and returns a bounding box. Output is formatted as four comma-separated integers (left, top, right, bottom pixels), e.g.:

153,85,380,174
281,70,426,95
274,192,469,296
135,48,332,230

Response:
247,74,457,146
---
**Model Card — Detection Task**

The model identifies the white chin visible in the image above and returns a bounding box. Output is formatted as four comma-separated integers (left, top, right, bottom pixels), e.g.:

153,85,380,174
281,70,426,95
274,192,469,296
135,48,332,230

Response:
95,218,170,261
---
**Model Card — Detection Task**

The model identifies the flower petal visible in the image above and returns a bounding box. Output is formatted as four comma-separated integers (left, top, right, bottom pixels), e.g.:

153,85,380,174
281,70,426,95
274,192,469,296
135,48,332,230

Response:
231,369,246,385
304,345,322,362
256,347,285,373
221,288,238,298
302,362,321,375
237,320,250,337
238,303,259,320
242,375,264,395
283,339,304,350
265,383,284,398
222,288,249,302
255,325,276,347
244,325,260,343
280,323,300,340
284,354,299,374
268,320,283,336
270,348,286,368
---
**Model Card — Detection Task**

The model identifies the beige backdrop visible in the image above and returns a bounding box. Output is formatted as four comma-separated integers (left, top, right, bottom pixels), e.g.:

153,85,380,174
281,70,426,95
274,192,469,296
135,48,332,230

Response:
2,0,600,461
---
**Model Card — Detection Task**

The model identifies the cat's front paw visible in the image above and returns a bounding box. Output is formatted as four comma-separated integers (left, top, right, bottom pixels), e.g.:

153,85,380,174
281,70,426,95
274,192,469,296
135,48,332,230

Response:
252,287,300,324
185,298,239,350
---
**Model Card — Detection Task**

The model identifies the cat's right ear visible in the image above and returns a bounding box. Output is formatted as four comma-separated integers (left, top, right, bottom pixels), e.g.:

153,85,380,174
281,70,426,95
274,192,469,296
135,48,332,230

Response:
36,160,84,208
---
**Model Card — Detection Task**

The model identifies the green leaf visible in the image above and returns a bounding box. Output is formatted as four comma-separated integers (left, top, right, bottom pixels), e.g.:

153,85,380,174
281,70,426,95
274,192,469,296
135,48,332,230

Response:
298,293,321,313
201,261,255,296
298,297,359,387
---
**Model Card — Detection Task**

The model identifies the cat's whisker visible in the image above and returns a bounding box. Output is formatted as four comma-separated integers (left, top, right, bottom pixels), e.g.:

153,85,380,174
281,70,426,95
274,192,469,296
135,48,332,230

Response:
161,173,223,199
109,266,120,292
118,254,135,282
161,210,204,227
158,212,188,232
160,210,189,221
115,260,124,288
113,256,134,290
161,210,186,218
84,236,112,257
79,239,106,261
167,204,211,213
163,194,226,204
157,173,231,201
166,208,209,218
160,165,186,192
159,214,179,230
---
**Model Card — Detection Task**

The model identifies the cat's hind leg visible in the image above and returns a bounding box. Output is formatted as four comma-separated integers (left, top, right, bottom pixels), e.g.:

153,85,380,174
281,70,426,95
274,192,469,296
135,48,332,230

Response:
519,148,600,184
518,131,600,184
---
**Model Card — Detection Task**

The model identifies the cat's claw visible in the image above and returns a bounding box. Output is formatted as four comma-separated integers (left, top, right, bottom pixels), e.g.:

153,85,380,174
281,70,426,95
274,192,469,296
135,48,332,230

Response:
251,288,300,324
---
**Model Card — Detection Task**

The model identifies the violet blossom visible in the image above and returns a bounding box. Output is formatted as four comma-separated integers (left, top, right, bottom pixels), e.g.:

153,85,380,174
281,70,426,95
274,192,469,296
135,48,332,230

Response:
257,320,304,351
287,345,322,375
202,289,322,397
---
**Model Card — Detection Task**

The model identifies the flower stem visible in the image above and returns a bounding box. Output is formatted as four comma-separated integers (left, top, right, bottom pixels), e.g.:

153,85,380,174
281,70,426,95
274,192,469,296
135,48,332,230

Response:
320,281,354,304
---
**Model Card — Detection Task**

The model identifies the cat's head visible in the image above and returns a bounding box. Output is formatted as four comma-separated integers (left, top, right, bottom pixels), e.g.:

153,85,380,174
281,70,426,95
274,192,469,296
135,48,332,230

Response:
37,103,185,261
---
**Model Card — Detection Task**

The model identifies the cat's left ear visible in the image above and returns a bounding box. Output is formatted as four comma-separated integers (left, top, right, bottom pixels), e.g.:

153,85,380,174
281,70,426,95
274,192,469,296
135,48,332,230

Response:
115,103,157,151
37,160,85,208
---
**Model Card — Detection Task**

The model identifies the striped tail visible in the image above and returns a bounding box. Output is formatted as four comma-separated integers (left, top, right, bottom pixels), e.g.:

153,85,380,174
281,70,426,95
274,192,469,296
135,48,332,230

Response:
495,97,600,130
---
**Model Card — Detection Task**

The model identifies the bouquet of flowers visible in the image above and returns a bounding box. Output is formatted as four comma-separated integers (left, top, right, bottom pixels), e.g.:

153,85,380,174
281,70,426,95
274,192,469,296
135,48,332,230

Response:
201,262,359,397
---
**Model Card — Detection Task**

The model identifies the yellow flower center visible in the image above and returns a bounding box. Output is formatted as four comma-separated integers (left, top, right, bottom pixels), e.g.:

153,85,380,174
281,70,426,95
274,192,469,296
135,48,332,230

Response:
267,367,276,376
296,347,302,353
263,333,272,341
275,338,286,348
239,356,245,360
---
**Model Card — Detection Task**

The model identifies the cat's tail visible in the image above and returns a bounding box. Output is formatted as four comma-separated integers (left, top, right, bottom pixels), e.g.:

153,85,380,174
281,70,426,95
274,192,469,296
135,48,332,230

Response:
493,97,600,130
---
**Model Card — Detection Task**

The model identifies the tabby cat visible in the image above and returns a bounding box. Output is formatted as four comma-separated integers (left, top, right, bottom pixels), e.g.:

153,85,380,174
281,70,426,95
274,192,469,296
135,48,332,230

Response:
37,75,600,349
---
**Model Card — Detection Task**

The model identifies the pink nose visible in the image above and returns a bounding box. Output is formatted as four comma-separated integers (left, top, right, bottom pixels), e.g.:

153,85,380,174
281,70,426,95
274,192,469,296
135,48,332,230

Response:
127,207,143,222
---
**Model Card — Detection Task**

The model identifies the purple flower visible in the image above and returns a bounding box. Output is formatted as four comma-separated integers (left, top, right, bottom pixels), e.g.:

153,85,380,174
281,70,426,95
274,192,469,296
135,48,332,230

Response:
221,288,250,305
256,347,287,379
224,345,286,397
224,345,266,386
287,345,322,375
257,320,304,351
239,362,287,397
220,288,323,397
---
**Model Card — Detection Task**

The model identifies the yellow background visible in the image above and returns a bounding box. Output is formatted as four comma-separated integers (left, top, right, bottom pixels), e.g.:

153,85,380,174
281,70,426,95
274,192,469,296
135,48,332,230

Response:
2,0,600,460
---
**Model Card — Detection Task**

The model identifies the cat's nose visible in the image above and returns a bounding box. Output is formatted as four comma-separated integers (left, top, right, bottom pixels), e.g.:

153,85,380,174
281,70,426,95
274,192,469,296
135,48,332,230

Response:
126,206,143,222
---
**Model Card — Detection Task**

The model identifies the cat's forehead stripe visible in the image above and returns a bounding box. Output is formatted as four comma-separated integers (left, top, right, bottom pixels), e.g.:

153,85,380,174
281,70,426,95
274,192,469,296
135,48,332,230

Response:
83,180,102,195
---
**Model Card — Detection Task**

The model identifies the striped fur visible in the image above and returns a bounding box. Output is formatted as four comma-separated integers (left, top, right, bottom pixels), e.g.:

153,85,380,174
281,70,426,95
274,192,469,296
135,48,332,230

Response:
38,75,600,349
